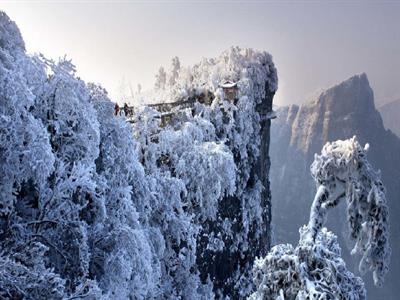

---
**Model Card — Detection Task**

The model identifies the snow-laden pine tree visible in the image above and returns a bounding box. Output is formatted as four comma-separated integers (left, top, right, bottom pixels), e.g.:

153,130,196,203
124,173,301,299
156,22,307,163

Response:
250,137,390,300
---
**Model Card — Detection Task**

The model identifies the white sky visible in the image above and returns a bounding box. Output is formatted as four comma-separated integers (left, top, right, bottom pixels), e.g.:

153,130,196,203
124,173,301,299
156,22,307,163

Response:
1,1,400,106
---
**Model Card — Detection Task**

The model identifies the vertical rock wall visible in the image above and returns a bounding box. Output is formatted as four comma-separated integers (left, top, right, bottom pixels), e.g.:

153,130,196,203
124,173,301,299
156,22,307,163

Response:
197,78,275,298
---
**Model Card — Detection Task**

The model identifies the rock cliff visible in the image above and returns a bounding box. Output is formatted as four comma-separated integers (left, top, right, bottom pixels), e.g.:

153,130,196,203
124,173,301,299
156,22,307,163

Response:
379,98,400,138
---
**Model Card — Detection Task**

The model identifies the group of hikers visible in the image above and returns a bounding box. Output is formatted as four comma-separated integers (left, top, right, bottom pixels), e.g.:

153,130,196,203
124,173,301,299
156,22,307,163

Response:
114,103,132,117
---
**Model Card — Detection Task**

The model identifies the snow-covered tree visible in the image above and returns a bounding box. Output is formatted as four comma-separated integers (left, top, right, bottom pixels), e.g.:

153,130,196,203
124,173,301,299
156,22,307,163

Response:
155,66,167,90
88,84,163,299
250,227,367,300
132,109,235,298
168,56,181,86
250,137,390,299
0,11,54,216
26,57,103,294
309,137,390,286
0,12,63,299
0,12,162,298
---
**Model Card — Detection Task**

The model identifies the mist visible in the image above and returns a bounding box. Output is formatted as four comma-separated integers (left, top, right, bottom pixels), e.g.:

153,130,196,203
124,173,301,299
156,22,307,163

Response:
2,2,400,106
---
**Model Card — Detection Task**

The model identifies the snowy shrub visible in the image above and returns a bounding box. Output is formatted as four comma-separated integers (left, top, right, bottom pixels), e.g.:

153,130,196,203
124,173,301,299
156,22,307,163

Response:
250,227,366,300
175,142,236,221
89,85,163,299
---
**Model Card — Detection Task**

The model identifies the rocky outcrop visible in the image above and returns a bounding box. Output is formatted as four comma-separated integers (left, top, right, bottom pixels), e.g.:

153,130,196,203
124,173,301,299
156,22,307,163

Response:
270,73,400,300
379,98,400,138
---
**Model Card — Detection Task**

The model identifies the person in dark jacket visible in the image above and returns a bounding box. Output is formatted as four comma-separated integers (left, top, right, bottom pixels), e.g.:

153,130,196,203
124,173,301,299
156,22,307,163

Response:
114,103,120,116
124,103,129,116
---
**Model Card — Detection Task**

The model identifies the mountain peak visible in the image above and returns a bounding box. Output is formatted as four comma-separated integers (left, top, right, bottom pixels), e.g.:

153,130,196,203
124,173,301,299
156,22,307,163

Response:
316,73,375,114
338,73,370,93
346,72,368,84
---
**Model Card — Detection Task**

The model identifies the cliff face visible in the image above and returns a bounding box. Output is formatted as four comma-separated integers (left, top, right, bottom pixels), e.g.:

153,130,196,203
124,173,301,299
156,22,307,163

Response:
379,98,400,138
198,81,275,297
271,73,400,300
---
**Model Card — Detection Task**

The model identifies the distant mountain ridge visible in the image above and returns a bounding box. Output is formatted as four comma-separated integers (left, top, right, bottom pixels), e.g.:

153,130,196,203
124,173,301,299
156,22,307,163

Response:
379,98,400,137
270,73,400,300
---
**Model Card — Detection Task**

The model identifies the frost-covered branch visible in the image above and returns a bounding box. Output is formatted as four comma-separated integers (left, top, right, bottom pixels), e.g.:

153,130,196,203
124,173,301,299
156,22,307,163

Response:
250,137,391,299
309,136,390,286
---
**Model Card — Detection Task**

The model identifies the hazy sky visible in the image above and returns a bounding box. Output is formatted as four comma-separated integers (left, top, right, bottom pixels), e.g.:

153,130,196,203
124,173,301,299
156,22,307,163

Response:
2,1,400,106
